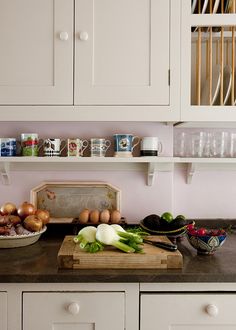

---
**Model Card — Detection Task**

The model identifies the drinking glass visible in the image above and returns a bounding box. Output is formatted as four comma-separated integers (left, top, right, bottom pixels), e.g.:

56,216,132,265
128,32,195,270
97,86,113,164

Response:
211,131,228,158
190,132,206,158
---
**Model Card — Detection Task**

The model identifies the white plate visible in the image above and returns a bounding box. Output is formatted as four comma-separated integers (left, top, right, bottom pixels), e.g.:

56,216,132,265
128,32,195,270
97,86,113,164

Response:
191,0,197,13
0,227,47,248
202,0,209,13
223,65,232,105
201,64,221,105
213,0,220,13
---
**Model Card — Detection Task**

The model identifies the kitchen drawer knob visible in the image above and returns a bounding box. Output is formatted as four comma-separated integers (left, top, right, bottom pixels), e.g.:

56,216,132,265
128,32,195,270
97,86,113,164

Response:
67,302,80,315
79,31,89,41
59,32,69,41
205,304,219,316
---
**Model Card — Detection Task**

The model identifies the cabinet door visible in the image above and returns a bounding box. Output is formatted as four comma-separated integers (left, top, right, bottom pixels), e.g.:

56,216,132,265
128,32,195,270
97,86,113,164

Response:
0,292,7,330
141,293,236,330
0,0,73,105
75,0,170,105
23,292,125,330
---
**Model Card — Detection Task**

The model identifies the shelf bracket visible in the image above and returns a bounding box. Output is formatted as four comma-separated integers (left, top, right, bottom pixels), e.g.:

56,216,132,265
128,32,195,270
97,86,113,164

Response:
0,162,10,185
186,163,196,184
147,162,156,186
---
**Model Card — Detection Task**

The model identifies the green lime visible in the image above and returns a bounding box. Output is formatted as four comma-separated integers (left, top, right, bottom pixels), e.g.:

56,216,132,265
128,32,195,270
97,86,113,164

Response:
161,212,174,223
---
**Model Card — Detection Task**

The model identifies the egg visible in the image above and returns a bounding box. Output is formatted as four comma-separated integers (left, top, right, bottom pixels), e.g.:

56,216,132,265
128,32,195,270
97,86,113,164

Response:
100,209,110,223
110,210,121,224
89,209,100,224
78,208,90,224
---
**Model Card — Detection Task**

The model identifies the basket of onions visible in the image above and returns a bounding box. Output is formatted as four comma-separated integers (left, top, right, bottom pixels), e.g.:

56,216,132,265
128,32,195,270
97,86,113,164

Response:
0,201,49,248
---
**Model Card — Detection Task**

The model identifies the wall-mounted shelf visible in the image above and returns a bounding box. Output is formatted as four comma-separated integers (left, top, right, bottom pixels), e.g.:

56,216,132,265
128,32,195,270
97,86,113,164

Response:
0,157,175,186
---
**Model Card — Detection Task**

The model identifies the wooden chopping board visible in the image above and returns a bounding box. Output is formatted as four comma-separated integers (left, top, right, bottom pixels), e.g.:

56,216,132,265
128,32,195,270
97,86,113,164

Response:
57,236,183,269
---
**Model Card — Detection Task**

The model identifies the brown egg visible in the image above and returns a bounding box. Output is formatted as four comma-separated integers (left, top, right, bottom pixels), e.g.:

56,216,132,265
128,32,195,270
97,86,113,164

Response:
78,209,90,224
89,209,100,224
110,210,121,224
100,209,110,223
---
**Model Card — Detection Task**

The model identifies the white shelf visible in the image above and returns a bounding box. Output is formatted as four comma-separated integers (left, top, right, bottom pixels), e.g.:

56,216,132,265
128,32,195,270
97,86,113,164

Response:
0,157,175,186
2,157,236,186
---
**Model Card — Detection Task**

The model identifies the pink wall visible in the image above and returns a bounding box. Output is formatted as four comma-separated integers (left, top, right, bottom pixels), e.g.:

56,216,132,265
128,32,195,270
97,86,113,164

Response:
0,122,235,222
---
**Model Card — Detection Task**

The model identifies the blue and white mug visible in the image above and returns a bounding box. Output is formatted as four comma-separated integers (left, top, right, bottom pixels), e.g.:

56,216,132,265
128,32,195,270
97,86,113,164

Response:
113,134,140,157
0,138,17,157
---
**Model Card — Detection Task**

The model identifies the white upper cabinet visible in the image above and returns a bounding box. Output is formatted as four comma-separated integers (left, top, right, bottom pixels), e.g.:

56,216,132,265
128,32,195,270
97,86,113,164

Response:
181,0,236,122
75,0,170,106
0,0,73,105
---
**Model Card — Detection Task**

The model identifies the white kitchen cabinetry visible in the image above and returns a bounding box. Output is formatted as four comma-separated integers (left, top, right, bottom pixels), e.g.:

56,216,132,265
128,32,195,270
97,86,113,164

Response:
0,0,181,121
181,0,236,122
141,293,236,330
0,292,7,330
23,292,124,330
0,0,73,105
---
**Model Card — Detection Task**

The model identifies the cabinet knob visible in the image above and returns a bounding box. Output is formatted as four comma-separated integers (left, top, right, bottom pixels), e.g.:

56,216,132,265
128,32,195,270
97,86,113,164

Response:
205,304,219,316
59,32,69,41
67,302,80,315
79,31,89,41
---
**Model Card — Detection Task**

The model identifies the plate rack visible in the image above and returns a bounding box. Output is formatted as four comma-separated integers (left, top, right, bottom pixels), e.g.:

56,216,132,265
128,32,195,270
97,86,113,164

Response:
191,0,236,106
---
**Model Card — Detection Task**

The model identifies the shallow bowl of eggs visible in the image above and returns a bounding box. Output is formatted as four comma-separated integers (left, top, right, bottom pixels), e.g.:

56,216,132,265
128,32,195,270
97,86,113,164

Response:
186,225,227,255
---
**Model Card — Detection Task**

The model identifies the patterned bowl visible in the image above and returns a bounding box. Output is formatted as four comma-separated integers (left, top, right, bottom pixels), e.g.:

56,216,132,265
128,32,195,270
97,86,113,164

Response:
187,230,227,255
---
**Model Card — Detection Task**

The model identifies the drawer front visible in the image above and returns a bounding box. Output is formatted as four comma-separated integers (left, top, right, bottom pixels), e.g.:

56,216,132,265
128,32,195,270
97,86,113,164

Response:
0,292,7,330
23,292,124,330
141,293,236,330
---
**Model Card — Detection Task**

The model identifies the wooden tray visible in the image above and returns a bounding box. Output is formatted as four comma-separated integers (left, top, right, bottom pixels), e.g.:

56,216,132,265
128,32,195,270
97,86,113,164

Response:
30,181,121,224
57,236,183,269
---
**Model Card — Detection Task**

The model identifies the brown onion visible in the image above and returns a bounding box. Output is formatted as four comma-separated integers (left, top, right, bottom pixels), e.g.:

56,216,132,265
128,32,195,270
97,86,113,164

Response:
17,201,36,220
35,209,50,225
0,202,17,215
23,215,43,232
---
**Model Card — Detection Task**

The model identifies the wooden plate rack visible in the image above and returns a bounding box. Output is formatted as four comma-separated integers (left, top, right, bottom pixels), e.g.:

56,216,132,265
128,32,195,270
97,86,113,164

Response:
192,0,236,105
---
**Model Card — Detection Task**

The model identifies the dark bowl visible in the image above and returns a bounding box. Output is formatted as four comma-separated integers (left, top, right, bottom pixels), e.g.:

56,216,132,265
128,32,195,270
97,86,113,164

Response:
187,231,227,255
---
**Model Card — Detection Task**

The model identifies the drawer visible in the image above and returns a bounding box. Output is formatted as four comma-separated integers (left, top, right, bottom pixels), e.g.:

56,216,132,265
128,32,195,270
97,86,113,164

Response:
23,292,124,330
141,293,236,330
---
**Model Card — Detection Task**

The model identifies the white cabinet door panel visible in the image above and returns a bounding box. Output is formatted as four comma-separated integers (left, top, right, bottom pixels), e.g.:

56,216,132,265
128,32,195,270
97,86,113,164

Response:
0,292,7,330
0,0,73,105
75,0,170,105
141,294,236,330
23,292,125,330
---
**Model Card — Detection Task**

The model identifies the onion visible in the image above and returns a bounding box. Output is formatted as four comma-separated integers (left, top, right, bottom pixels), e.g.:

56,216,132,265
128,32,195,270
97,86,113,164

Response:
0,202,17,215
17,201,36,220
35,209,50,225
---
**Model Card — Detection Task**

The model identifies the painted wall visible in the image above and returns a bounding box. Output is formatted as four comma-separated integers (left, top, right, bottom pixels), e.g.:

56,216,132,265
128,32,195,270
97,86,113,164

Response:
0,122,235,222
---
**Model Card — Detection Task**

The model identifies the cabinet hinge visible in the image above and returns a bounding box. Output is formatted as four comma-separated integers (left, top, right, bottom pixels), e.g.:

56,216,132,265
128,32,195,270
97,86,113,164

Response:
168,69,170,86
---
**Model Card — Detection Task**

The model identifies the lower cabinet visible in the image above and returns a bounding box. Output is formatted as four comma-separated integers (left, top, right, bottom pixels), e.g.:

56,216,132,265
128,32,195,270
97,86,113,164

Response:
0,292,7,330
140,293,236,330
23,292,125,330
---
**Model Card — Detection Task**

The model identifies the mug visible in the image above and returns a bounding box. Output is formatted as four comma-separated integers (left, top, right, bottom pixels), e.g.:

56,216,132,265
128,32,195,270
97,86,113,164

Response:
67,138,89,157
140,137,163,156
0,138,17,157
113,134,140,157
90,138,111,157
21,133,39,156
40,138,66,157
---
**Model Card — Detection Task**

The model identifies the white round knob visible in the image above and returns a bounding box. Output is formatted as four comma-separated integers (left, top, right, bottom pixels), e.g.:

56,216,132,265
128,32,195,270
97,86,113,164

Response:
79,31,89,41
67,302,80,315
59,32,69,41
205,304,218,317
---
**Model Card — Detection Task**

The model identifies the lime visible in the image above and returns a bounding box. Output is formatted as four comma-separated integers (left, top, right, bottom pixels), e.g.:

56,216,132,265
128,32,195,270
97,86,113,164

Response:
161,212,174,223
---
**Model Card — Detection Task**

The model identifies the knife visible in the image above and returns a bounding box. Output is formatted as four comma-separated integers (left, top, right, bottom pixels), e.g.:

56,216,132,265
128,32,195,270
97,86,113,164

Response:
143,239,178,251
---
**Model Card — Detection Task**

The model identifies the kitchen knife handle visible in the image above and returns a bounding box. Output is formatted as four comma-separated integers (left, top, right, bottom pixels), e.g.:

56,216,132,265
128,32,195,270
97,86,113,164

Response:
144,239,177,251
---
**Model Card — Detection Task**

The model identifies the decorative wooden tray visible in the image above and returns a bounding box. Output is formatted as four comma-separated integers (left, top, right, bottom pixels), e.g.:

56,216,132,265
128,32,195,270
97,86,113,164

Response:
30,181,121,224
57,235,183,269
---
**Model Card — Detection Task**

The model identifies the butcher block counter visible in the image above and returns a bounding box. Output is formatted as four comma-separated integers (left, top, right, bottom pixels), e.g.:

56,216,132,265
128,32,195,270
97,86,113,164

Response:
0,223,236,283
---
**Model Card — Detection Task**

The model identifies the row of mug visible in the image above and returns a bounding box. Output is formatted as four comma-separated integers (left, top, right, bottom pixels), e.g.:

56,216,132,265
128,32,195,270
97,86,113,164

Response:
174,131,236,158
0,134,163,157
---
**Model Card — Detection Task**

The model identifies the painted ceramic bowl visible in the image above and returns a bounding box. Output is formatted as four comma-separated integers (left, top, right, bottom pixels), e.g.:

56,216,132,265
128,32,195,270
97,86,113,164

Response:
187,229,227,255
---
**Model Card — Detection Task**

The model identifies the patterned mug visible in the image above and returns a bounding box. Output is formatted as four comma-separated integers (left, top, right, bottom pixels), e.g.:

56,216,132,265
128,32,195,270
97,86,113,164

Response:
90,138,111,157
67,138,89,157
40,138,66,157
